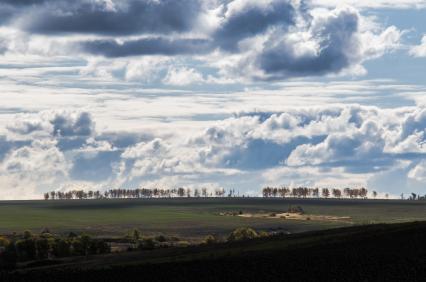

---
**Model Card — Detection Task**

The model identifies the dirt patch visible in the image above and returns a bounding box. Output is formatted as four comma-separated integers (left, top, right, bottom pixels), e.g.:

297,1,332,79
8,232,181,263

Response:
223,212,351,222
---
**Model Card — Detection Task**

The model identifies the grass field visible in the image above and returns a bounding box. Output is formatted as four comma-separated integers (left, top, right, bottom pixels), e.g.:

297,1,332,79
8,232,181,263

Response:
1,198,426,239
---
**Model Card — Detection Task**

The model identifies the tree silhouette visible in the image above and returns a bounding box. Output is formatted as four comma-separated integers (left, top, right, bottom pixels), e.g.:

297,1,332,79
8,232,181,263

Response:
321,188,330,198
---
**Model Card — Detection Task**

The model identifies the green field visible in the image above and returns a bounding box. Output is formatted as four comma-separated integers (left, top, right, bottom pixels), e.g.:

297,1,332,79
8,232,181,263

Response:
1,198,425,239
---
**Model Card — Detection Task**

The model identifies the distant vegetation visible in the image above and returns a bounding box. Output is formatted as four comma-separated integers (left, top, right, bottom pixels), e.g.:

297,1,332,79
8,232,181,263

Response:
227,227,260,242
43,187,426,201
262,186,373,199
0,226,275,271
43,187,230,200
262,187,426,200
42,187,375,201
0,230,109,270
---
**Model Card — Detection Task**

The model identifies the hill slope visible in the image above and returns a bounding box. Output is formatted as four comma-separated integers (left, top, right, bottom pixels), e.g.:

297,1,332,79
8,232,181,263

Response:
3,221,426,281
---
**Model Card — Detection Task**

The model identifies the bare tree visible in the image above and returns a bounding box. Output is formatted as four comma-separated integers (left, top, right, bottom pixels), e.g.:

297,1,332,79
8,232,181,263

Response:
194,188,200,197
321,188,330,198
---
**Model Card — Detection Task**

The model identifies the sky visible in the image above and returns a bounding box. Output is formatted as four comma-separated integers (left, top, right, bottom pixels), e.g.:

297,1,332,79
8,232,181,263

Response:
0,0,425,199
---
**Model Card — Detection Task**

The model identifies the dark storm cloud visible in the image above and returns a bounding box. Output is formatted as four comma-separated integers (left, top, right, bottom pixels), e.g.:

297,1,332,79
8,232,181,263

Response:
0,0,53,24
0,0,48,5
257,7,360,78
79,38,213,57
18,0,201,35
0,4,17,24
0,0,385,80
213,0,296,51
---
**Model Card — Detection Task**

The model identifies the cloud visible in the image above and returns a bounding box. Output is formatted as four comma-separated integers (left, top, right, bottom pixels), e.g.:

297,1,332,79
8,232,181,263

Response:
409,35,426,57
286,120,388,171
0,136,30,161
50,111,94,137
7,110,95,138
0,36,7,54
0,139,70,199
190,106,425,173
163,67,205,86
214,6,401,80
0,0,403,82
310,0,426,9
0,136,73,199
213,0,296,51
283,107,426,171
261,6,360,77
123,57,172,82
399,107,426,141
408,160,426,182
1,139,68,180
14,0,202,36
122,138,168,159
127,104,425,193
1,105,426,198
0,0,48,5
70,150,122,182
79,38,213,57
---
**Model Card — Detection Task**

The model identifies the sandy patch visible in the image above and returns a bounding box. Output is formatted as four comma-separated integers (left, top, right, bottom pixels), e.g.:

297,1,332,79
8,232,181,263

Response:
222,212,351,222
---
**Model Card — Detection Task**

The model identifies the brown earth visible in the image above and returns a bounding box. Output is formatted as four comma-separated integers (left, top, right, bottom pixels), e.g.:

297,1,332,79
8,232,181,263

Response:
221,212,352,222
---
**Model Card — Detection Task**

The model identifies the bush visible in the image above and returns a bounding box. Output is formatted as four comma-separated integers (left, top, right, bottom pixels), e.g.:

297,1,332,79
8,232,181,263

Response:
204,235,218,245
0,236,10,247
35,238,49,260
23,230,33,240
176,241,190,248
138,238,157,250
155,235,167,243
89,240,110,255
287,205,305,214
0,243,17,270
227,227,259,242
15,239,37,261
40,228,51,236
169,236,180,242
129,229,141,241
95,240,110,254
68,232,78,238
52,239,71,258
71,239,85,256
70,235,89,256
258,231,269,238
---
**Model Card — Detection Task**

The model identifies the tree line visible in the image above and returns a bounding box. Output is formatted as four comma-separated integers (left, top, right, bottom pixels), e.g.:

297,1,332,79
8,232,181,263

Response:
0,226,273,270
262,186,377,199
43,187,233,200
406,193,426,201
0,230,109,270
43,186,386,200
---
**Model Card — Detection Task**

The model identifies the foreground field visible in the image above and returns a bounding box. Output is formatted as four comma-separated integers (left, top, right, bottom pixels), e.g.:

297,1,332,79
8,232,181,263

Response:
1,198,426,238
3,221,426,281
